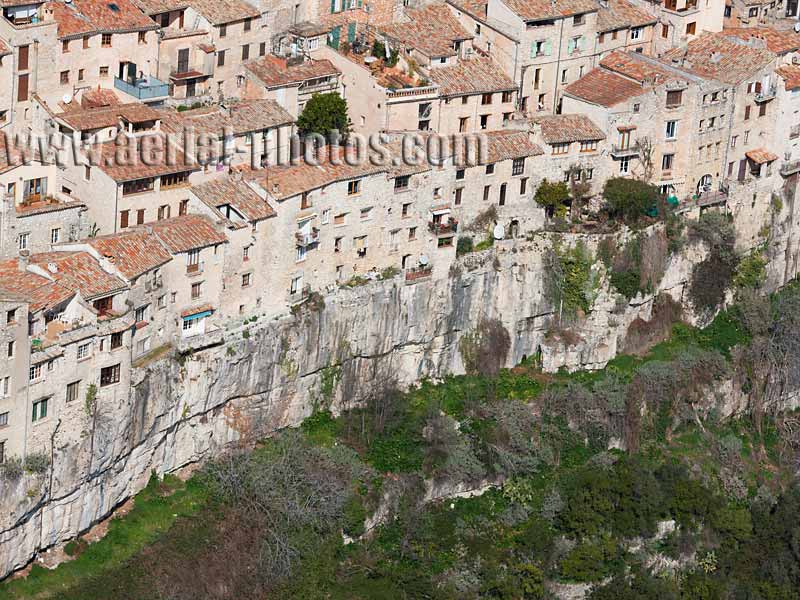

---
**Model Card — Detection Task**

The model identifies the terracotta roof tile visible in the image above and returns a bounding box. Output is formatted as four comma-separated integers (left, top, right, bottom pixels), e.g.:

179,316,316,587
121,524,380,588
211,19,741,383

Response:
463,130,543,163
776,64,800,89
501,0,597,21
71,0,159,32
159,100,293,137
244,56,340,88
0,259,74,312
563,66,646,106
131,0,189,15
427,56,516,96
533,114,606,144
88,137,199,182
746,148,779,163
186,0,259,25
0,38,10,57
597,0,656,32
181,302,214,317
724,27,800,55
382,4,472,58
661,32,775,85
84,230,173,279
47,1,96,39
15,199,86,217
28,252,128,300
191,177,276,222
147,214,228,253
601,50,678,83
447,0,487,19
80,88,121,108
57,102,162,131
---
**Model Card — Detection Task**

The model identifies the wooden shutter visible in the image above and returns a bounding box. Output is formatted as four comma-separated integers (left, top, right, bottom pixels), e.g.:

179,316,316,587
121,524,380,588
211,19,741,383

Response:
17,74,28,102
18,45,28,70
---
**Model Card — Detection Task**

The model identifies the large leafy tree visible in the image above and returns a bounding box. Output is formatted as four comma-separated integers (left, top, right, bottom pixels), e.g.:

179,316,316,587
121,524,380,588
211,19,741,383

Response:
296,92,351,142
534,179,570,218
602,177,663,223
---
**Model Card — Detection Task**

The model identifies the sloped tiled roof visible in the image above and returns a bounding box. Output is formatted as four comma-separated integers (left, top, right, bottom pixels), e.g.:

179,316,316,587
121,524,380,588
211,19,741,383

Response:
0,259,74,312
746,148,779,164
71,0,159,32
88,137,199,182
47,1,96,39
186,0,259,25
382,4,472,58
427,56,516,97
84,230,173,280
723,27,800,56
597,0,656,32
81,88,121,108
131,0,190,15
534,114,606,144
601,50,678,83
159,100,294,137
661,32,775,85
147,215,228,253
777,64,800,90
460,130,543,163
244,56,340,88
501,0,597,21
191,177,276,223
29,252,127,300
563,66,646,107
57,102,162,131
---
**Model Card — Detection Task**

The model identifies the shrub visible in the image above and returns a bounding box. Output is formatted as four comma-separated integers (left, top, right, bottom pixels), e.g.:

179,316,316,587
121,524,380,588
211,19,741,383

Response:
456,236,474,257
560,536,620,582
458,318,511,377
688,213,739,314
25,451,50,474
0,456,24,480
603,177,662,223
546,240,598,318
535,179,570,217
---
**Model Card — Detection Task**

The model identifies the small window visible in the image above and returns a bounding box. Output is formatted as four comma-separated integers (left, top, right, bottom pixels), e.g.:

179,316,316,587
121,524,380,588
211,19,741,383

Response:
394,175,410,191
244,17,252,31
31,397,48,421
51,228,60,244
100,364,121,387
401,203,411,217
502,90,513,103
573,13,584,25
745,105,751,120
78,69,84,81
666,90,682,108
66,381,80,403
99,66,109,78
83,36,90,49
191,282,202,299
242,273,252,287
552,142,570,155
110,331,123,350
217,50,226,67
29,363,42,382
685,22,696,35
62,40,69,53
60,71,69,85
101,33,112,47
220,24,227,37
455,169,465,180
0,411,7,426
579,140,597,153
512,157,525,175
481,93,493,105
7,341,14,358
633,103,640,113
17,232,29,250
138,32,146,44
6,309,16,324
661,153,674,171
485,163,495,175
483,185,491,201
520,177,528,195
77,342,91,360
242,44,250,60
347,179,361,195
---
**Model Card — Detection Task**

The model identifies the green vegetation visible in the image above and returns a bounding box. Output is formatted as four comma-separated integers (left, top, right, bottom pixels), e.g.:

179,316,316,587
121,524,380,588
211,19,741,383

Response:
534,179,570,219
8,284,800,600
546,240,599,318
688,212,740,314
602,177,663,224
296,92,351,141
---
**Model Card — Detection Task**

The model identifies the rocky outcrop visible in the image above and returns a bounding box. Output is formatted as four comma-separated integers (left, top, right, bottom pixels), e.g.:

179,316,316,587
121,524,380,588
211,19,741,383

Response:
0,225,795,579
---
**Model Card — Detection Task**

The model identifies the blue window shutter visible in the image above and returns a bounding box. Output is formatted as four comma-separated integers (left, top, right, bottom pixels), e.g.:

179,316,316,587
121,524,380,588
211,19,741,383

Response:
544,39,552,56
567,38,575,54
348,22,356,42
330,0,336,13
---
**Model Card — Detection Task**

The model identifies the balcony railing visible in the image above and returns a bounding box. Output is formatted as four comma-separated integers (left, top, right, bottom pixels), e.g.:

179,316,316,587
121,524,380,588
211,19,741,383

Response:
610,144,639,158
405,265,433,283
428,220,458,236
755,85,777,102
780,159,800,177
114,76,170,100
295,228,320,247
186,261,204,275
169,62,213,80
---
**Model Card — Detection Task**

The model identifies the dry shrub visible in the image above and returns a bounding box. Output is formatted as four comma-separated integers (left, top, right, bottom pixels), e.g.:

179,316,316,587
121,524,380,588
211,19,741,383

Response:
638,228,669,291
622,294,682,355
459,318,511,377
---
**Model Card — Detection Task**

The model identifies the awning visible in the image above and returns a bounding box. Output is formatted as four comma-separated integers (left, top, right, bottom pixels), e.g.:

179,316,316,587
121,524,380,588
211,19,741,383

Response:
617,125,637,131
181,303,214,319
430,204,451,215
746,148,779,164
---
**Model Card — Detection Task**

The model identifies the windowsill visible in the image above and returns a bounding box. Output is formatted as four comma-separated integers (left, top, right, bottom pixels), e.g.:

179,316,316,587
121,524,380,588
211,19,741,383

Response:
77,356,92,363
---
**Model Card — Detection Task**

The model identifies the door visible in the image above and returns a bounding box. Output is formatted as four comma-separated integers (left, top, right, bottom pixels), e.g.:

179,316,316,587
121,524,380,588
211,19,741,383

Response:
499,183,507,206
18,45,28,71
186,80,196,97
17,74,28,102
328,26,341,49
737,159,747,182
177,48,189,74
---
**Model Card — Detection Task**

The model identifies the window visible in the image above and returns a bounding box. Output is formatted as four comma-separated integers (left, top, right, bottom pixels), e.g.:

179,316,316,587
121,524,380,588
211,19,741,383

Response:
120,210,129,229
630,27,642,40
744,105,751,120
157,205,171,220
66,381,80,403
242,273,252,287
18,45,28,70
157,294,166,309
242,44,250,60
459,117,468,132
83,36,90,49
483,185,491,201
217,50,226,67
161,172,189,189
561,68,568,83
7,341,14,358
662,153,674,171
0,412,7,426
454,187,463,205
585,168,594,181
759,102,767,117
347,179,361,195
408,227,416,241
110,331,123,350
6,308,15,324
78,69,84,81
137,209,145,225
485,163,495,175
321,209,330,225
243,245,251,262
138,32,146,44
334,237,342,253
77,342,91,360
18,232,29,250
665,120,677,138
60,71,69,85
462,96,468,105
481,93,493,105
698,119,704,131
101,33,112,47
100,364,121,386
220,24,227,37
402,203,411,217
32,397,48,421
573,13,584,25
360,207,372,220
520,177,528,194
1,376,8,397
244,17,251,31
552,142,570,155
179,199,189,216
509,158,524,176
619,157,630,174
662,23,669,38
29,363,42,382
731,135,738,148
666,90,682,108
394,175,410,191
85,165,91,181
62,40,69,53
686,22,696,35
480,114,489,129
334,212,347,225
99,66,109,78
579,140,597,152
135,305,147,323
633,103,640,113
748,6,758,16
502,90,513,103
191,282,202,299
455,169,465,181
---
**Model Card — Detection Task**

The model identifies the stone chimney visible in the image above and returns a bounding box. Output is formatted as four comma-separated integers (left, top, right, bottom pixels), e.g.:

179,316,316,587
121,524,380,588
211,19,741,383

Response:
18,249,30,272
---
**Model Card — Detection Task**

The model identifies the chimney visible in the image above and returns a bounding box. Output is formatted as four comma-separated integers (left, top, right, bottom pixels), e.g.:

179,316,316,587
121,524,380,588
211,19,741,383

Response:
18,249,30,272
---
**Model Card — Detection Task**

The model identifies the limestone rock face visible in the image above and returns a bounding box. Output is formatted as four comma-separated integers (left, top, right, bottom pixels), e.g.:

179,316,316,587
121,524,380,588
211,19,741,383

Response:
1,227,798,579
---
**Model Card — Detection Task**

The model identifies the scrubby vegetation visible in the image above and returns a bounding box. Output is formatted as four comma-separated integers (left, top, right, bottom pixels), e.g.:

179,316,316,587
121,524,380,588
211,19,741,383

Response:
8,284,800,600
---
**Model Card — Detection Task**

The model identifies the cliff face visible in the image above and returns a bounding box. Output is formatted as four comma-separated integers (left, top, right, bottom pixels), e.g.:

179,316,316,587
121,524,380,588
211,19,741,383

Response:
0,226,796,579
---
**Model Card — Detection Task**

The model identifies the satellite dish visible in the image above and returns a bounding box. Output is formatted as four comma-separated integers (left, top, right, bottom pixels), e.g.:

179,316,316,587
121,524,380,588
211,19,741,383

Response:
62,94,72,104
795,21,800,32
493,224,504,240
419,255,429,266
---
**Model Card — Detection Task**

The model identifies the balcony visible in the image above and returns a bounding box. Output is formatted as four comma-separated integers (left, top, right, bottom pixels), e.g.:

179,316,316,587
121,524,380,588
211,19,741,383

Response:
295,228,320,247
186,261,204,275
610,144,639,158
780,159,800,177
428,220,458,236
169,62,213,81
114,76,169,101
755,85,777,102
405,265,432,284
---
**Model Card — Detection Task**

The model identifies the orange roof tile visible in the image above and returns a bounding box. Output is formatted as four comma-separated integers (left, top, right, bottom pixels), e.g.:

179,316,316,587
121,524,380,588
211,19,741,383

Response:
186,0,259,25
597,0,655,32
501,0,597,21
777,64,800,90
131,0,190,15
47,1,96,39
84,230,173,279
427,56,516,97
57,102,162,131
723,27,800,56
29,252,127,300
601,50,678,83
72,0,159,32
158,99,293,137
0,258,73,312
181,302,214,317
534,114,606,144
563,66,646,107
147,215,228,253
381,4,472,58
88,137,199,182
80,88,121,108
191,177,276,223
746,148,778,164
244,56,340,88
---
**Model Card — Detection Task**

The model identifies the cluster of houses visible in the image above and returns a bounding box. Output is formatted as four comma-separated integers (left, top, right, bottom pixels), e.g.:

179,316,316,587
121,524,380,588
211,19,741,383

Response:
1,0,800,465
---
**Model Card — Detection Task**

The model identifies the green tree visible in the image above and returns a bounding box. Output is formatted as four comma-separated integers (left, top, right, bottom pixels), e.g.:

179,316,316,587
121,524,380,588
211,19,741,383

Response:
296,93,351,141
534,179,570,217
603,177,662,223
